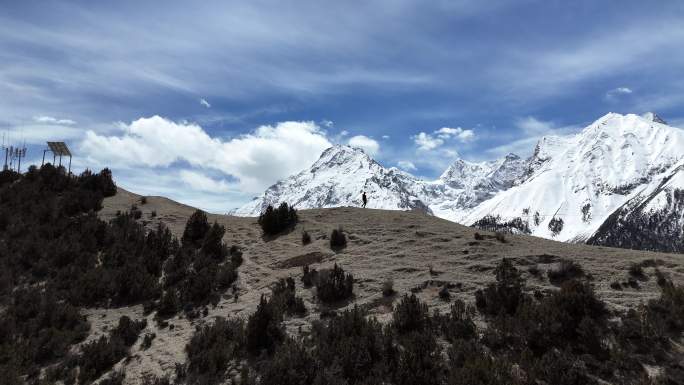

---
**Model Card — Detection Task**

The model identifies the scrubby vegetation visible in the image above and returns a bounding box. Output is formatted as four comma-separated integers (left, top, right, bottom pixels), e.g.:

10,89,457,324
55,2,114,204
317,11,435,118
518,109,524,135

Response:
4,164,684,384
0,165,242,382
301,264,318,288
330,226,347,249
473,215,531,234
174,257,684,385
302,230,312,245
315,263,354,303
161,210,240,316
270,277,306,317
258,202,298,236
76,316,146,384
547,258,585,284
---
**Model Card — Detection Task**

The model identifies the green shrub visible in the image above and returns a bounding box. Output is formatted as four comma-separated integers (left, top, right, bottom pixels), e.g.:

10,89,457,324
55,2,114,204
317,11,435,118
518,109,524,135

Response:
182,209,210,247
112,315,146,346
302,265,317,288
185,317,245,384
200,222,228,260
258,338,316,385
78,315,145,383
78,336,127,384
258,203,298,236
628,263,647,280
246,295,284,355
439,285,451,300
475,258,524,316
316,263,353,303
393,293,430,334
547,259,584,285
394,329,444,385
312,305,393,384
230,245,244,266
141,333,156,350
302,230,312,245
271,277,306,317
330,227,347,249
0,288,89,377
440,299,477,342
655,268,671,287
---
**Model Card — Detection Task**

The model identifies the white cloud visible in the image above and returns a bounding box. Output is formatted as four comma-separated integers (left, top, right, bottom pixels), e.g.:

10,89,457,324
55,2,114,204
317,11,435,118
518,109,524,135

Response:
436,126,475,142
34,116,76,125
397,160,417,171
605,87,633,100
413,126,475,151
348,135,379,156
339,130,349,136
179,170,233,193
199,98,211,108
412,132,444,151
81,116,332,192
382,135,390,139
321,119,334,128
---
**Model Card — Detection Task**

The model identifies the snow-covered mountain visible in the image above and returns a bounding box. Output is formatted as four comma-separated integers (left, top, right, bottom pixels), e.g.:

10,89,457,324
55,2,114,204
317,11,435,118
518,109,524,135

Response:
234,112,684,252
587,159,684,252
233,146,525,218
233,146,430,215
462,112,684,243
426,153,527,222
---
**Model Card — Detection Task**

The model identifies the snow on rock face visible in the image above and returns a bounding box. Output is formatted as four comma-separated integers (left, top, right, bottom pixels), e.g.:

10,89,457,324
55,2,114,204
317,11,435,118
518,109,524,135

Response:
233,145,527,219
587,159,684,252
234,112,684,252
232,145,429,215
462,113,684,242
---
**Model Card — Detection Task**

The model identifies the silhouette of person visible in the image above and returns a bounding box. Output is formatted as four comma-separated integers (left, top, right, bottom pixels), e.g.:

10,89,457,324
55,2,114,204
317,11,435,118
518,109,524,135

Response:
362,191,367,208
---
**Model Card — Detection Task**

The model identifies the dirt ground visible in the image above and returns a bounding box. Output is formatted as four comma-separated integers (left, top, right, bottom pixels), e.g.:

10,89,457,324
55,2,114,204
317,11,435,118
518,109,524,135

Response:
89,187,684,384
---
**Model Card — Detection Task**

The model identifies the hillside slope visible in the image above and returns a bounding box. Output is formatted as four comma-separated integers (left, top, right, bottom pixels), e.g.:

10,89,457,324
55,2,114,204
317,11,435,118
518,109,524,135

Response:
92,188,684,383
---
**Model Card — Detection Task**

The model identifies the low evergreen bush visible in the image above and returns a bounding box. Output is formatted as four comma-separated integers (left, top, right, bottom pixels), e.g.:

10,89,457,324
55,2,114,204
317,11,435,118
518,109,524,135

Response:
315,263,353,303
330,227,347,249
258,203,298,235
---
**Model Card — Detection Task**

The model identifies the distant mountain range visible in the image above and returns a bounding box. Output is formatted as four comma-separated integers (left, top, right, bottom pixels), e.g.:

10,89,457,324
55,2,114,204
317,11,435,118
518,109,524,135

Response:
234,112,684,253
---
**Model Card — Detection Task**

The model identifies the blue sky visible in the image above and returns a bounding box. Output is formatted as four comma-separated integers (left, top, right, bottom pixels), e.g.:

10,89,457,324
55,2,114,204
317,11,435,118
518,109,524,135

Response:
2,0,684,212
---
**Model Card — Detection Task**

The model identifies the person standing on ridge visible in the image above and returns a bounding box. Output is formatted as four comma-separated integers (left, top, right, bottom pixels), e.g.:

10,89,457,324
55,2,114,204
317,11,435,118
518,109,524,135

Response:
362,191,368,208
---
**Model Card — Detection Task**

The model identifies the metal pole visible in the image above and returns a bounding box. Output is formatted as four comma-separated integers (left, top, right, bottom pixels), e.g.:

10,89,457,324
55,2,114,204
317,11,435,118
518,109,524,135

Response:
68,155,72,175
53,153,56,165
42,150,46,166
59,154,62,167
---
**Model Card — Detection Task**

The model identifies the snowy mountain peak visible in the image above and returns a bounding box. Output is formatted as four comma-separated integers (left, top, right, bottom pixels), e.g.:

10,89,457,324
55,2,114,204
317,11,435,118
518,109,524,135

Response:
312,145,374,169
642,112,668,125
234,112,684,253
